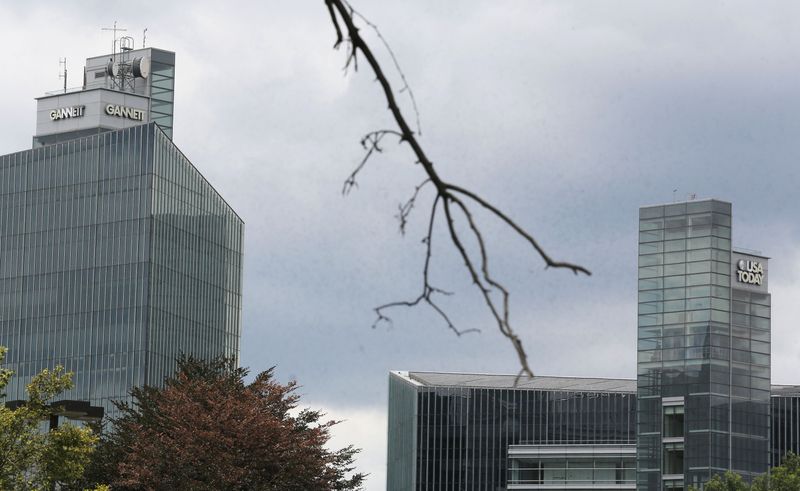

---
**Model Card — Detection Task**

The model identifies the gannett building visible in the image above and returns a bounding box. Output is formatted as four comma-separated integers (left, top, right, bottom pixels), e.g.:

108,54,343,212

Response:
387,199,800,490
0,42,243,417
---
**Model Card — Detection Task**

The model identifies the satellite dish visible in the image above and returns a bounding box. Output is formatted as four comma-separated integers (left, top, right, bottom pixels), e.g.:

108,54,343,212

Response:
106,59,115,77
132,56,150,79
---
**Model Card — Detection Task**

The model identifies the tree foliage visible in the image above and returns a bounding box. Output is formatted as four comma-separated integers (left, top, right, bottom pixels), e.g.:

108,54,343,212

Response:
87,356,365,490
694,471,749,491
0,346,99,490
686,454,800,491
753,453,800,491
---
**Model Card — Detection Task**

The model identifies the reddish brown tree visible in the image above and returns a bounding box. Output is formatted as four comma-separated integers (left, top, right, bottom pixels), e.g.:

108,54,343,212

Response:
87,358,364,491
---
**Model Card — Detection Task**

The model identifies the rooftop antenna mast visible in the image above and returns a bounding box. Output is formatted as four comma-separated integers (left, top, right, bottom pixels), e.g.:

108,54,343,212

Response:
142,28,148,48
58,58,67,93
101,21,127,55
117,36,137,90
99,22,150,93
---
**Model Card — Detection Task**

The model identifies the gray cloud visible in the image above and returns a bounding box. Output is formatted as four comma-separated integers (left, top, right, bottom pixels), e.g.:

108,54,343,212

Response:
2,2,800,488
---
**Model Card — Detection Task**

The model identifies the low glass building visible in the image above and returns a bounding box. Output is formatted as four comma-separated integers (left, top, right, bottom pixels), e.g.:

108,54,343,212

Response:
388,372,800,490
387,372,636,490
771,386,800,467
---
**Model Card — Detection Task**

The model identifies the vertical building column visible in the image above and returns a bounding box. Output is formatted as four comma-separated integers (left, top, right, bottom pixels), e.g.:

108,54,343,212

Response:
638,199,737,491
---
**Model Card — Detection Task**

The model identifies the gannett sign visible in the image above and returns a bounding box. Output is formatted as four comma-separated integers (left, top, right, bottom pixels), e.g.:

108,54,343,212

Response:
105,104,146,121
50,106,85,121
737,259,764,285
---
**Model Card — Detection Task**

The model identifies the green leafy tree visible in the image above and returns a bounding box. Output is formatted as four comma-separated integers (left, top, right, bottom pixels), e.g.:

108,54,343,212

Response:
753,453,800,491
0,346,99,490
86,356,365,490
686,454,800,491
692,471,750,491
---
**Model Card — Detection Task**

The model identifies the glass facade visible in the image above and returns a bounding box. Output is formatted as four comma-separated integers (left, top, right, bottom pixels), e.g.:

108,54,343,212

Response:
638,199,770,490
507,444,636,489
771,391,800,467
148,50,176,139
388,373,418,490
388,199,795,490
388,375,800,490
729,277,771,480
387,372,636,490
0,122,242,417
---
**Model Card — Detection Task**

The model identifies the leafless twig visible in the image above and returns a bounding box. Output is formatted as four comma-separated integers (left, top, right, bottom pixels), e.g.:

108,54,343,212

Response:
325,0,591,378
346,3,423,136
342,129,402,195
396,178,431,235
372,195,475,337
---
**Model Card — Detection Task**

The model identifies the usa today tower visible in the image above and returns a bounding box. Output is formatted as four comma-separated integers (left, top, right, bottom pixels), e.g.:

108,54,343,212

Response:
386,198,793,490
637,199,770,490
0,43,243,417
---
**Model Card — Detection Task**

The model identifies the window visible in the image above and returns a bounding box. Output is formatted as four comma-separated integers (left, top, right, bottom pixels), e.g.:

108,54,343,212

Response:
664,405,685,438
663,442,684,474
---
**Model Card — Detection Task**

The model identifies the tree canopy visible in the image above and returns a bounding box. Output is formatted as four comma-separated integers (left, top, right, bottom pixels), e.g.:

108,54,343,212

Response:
87,356,365,490
696,471,749,491
687,454,800,491
0,346,99,490
753,453,800,491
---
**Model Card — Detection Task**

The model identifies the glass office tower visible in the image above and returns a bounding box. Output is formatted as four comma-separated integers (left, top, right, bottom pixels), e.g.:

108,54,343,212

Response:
0,123,243,416
637,199,770,490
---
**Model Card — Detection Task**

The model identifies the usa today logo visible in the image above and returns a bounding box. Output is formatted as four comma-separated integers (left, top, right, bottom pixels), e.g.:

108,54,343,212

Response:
737,259,764,286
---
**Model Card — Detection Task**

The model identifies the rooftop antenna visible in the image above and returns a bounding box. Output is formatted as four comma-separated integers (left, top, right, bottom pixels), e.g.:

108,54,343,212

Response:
101,21,127,55
112,36,137,91
58,58,67,93
673,189,678,203
104,33,149,92
687,193,697,201
119,36,134,52
142,28,148,48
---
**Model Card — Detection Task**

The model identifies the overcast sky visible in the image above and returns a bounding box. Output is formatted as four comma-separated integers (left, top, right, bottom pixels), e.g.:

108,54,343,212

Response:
2,2,800,488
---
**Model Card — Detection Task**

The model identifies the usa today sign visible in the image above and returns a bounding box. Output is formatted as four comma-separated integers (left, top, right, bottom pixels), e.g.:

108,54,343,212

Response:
737,259,764,286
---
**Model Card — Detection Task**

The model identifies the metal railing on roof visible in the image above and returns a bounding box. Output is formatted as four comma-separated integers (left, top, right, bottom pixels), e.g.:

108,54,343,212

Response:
44,86,84,96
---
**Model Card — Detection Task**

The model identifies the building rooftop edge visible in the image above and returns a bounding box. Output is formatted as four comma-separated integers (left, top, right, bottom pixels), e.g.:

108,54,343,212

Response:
35,86,151,101
407,369,636,382
732,248,770,260
85,46,176,61
639,198,729,209
403,370,637,393
396,370,800,395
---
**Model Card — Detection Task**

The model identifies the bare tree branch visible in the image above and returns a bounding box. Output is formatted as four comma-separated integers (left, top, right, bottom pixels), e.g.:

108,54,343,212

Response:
342,129,402,195
327,1,343,47
325,0,591,378
448,195,530,375
396,178,431,235
372,195,477,337
346,3,423,136
446,183,591,275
